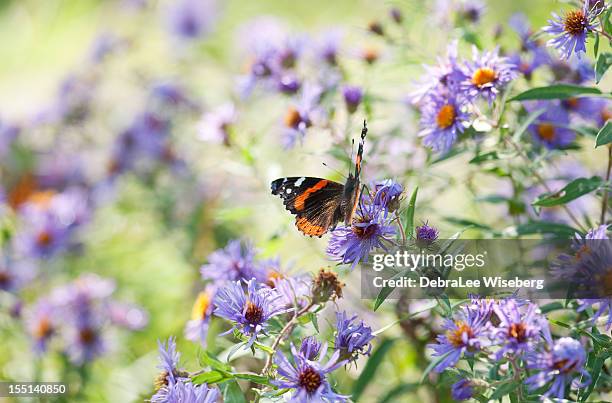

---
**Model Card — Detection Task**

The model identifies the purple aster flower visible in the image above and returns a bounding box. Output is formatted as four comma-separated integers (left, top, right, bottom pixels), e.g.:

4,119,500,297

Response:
451,377,475,400
151,337,196,402
300,336,323,360
167,0,218,41
415,222,439,246
200,239,264,283
543,1,600,60
327,202,396,269
460,47,517,104
150,81,199,110
525,337,590,400
458,0,486,24
428,304,489,372
390,7,403,24
281,83,323,149
276,73,301,94
197,103,237,146
184,285,216,346
88,32,125,64
508,47,549,80
370,179,403,212
272,342,348,402
15,206,70,259
0,253,36,293
315,29,343,66
411,40,465,105
155,381,219,403
342,86,363,114
490,300,547,359
418,92,470,153
213,279,286,347
526,101,576,149
334,311,375,362
25,299,58,354
509,13,540,52
561,96,604,121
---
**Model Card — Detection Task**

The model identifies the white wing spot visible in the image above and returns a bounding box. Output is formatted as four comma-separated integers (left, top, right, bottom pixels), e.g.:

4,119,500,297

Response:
286,188,292,194
295,177,306,187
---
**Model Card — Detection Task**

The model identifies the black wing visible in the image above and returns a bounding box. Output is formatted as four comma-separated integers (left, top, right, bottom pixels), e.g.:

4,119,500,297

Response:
271,177,345,237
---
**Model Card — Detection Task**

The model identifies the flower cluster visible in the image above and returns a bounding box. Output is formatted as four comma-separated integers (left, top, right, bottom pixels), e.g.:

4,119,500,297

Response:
429,295,591,400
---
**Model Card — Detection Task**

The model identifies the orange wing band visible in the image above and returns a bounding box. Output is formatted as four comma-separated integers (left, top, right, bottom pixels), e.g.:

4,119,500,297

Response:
296,217,327,237
293,180,328,211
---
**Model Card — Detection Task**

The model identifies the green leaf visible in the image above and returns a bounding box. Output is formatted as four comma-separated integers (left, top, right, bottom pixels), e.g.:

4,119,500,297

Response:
579,354,605,402
352,338,397,401
200,351,232,372
595,52,612,84
233,372,271,386
532,176,603,207
443,217,492,231
593,33,599,58
469,151,499,164
420,350,451,383
595,121,612,148
373,269,413,311
222,380,246,403
192,370,231,385
512,221,581,238
490,381,520,401
508,84,602,102
378,383,419,403
540,301,565,313
405,186,418,238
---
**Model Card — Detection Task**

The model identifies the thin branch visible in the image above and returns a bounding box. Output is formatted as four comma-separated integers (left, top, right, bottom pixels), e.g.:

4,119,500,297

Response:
600,145,612,226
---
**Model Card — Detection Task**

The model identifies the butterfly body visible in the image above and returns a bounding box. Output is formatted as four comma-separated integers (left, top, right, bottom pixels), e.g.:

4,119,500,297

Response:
271,122,367,237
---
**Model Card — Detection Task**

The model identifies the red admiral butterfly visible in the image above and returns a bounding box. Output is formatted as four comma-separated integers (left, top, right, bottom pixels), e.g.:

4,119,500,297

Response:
271,121,367,237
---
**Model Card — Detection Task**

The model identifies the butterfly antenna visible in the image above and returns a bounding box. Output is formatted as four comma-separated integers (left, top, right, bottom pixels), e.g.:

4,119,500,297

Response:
322,162,347,179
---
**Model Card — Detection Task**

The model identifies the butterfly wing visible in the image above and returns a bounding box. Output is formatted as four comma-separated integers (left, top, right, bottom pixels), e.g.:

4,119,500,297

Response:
271,177,345,237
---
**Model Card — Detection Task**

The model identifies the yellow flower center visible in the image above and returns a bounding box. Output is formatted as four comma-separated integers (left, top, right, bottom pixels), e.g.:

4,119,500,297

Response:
446,321,474,347
471,67,497,87
284,107,301,129
191,291,212,321
564,10,586,36
265,270,285,288
536,123,556,142
436,104,456,129
508,322,527,342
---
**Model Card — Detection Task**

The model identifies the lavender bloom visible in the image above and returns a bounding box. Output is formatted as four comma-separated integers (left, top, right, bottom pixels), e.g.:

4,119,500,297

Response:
108,302,149,330
371,179,403,212
185,286,216,346
88,33,125,63
197,103,237,146
282,83,323,149
543,2,599,60
155,381,219,403
451,378,475,400
300,336,323,360
428,304,489,372
490,300,547,359
213,279,286,347
527,101,576,149
418,92,470,153
334,311,375,362
25,299,57,354
327,202,396,269
152,337,195,402
415,222,439,246
15,206,70,259
525,337,590,400
0,254,36,293
561,96,602,120
460,47,516,104
315,29,343,66
200,239,264,283
342,86,363,114
509,13,539,52
458,0,486,24
508,48,549,80
277,73,301,94
272,343,347,402
167,0,218,40
411,41,465,105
